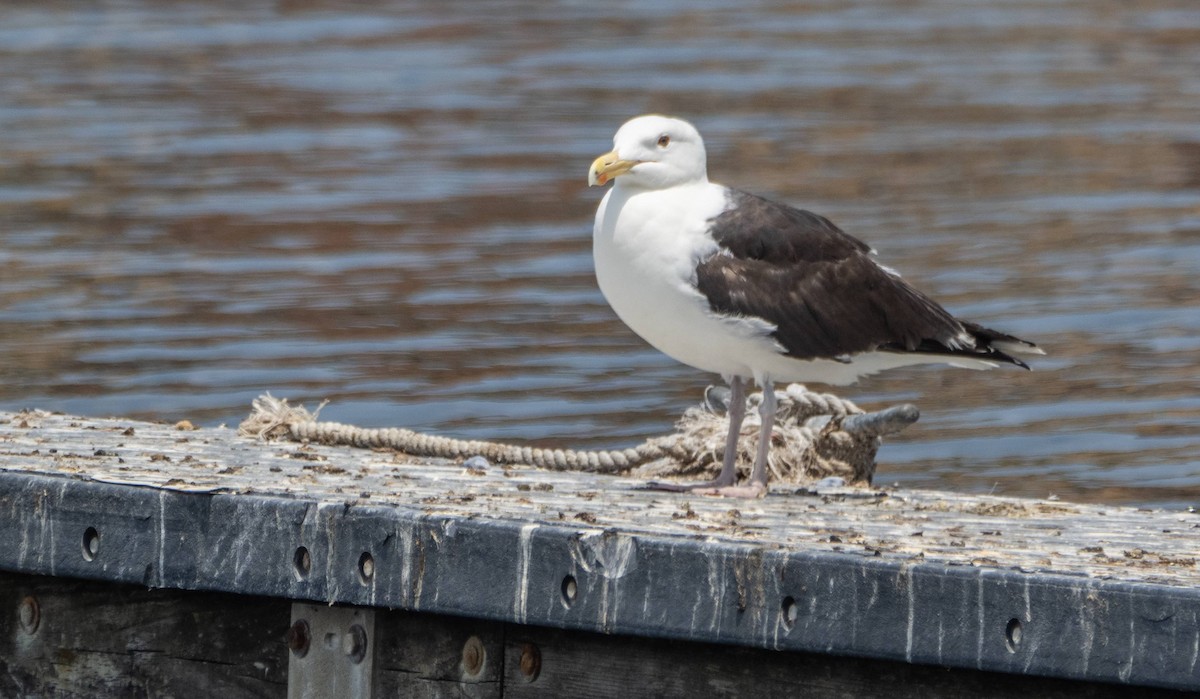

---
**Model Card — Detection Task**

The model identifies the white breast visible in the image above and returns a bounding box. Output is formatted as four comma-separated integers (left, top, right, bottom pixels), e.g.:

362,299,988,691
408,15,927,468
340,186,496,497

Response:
593,183,783,380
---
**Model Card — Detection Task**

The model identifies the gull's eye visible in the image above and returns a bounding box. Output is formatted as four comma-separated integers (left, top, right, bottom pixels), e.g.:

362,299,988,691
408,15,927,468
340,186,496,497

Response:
657,134,671,148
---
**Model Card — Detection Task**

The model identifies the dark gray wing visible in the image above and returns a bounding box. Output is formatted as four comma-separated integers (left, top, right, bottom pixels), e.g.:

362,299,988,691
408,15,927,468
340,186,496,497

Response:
695,190,1031,366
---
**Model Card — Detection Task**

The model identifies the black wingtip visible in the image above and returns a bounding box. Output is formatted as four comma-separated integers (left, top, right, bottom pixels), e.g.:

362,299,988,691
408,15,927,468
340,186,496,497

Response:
1006,353,1032,371
960,321,1041,370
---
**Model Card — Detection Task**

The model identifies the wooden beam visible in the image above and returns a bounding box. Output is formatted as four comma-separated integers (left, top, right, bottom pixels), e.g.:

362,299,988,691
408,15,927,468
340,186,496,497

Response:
0,572,1187,698
0,572,288,697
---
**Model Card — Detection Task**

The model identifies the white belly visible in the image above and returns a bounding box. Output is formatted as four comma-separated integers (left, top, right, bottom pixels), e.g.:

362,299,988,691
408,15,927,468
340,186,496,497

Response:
593,184,784,380
597,250,774,379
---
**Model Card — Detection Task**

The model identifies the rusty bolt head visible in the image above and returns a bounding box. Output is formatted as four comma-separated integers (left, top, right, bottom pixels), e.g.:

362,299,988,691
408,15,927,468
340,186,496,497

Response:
462,635,485,677
518,642,541,682
18,596,40,635
285,619,311,658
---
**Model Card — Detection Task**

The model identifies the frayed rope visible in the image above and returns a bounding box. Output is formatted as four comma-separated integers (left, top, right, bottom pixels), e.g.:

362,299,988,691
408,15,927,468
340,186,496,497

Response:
238,385,918,485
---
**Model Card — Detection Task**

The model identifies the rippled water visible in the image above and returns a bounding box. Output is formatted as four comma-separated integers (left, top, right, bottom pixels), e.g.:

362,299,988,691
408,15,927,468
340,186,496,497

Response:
3,1,1199,507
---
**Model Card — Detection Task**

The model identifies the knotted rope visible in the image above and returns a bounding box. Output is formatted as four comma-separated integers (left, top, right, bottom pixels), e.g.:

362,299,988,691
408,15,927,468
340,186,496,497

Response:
239,385,918,485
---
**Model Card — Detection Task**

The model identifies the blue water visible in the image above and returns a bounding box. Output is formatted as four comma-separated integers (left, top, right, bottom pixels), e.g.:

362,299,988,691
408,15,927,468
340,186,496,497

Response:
2,0,1199,507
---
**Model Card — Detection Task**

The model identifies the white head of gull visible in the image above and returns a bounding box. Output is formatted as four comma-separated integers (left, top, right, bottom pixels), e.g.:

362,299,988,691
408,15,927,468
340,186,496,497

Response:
588,114,1042,497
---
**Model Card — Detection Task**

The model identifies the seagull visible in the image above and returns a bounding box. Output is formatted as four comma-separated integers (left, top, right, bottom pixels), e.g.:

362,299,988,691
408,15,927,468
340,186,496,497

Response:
588,115,1042,497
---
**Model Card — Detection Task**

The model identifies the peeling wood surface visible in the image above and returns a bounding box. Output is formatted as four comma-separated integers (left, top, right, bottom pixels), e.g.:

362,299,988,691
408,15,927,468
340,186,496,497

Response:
1,409,1196,586
1,410,1199,692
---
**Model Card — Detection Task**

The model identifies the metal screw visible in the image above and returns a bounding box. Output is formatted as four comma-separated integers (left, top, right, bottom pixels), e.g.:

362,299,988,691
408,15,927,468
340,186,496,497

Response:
343,624,368,664
462,635,485,677
18,596,40,635
518,642,541,682
286,619,311,658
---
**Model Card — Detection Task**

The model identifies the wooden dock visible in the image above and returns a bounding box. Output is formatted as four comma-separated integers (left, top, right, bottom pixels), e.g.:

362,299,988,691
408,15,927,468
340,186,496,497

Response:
0,408,1197,697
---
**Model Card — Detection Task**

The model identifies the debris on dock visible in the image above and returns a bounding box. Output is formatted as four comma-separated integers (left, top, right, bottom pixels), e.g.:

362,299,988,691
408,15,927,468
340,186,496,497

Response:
0,408,1197,694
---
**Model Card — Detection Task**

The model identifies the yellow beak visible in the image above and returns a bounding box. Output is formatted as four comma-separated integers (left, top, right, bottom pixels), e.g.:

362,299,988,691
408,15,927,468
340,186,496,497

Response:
588,150,641,187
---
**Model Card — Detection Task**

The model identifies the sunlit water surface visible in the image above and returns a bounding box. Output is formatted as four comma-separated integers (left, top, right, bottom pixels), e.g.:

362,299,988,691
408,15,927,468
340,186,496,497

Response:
3,1,1200,507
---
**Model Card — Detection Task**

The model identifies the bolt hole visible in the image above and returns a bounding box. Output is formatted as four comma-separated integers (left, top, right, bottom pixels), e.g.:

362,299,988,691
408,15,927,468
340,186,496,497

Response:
344,624,369,664
357,552,375,585
1005,617,1023,653
781,595,798,629
560,574,577,607
293,546,311,580
81,527,100,562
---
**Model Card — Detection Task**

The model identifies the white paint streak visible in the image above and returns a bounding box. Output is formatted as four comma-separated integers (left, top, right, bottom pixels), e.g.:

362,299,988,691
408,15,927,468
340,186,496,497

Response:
1120,590,1135,682
51,482,69,577
45,494,54,576
369,554,378,609
1190,622,1199,673
976,572,985,669
769,552,784,651
595,584,609,632
705,552,724,634
1080,585,1095,675
514,523,539,625
398,523,413,607
849,570,859,647
158,490,167,588
320,503,339,604
904,567,915,663
17,519,28,565
937,618,944,663
1021,579,1038,673
639,555,653,623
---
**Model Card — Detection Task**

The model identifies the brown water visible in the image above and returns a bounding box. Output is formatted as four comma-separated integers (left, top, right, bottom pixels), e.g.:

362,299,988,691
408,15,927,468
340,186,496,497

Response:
3,1,1199,507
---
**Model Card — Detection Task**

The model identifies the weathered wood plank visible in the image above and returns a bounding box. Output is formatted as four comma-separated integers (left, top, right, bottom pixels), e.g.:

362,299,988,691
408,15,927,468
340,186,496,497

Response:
0,571,505,699
0,572,288,698
500,625,1191,699
0,410,1198,691
374,608,504,698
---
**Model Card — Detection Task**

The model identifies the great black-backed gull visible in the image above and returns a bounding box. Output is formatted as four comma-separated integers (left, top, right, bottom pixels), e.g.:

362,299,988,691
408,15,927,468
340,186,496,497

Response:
588,115,1042,497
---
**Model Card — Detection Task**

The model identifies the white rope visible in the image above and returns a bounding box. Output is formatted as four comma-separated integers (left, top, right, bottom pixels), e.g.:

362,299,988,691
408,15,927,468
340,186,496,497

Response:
238,386,917,484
